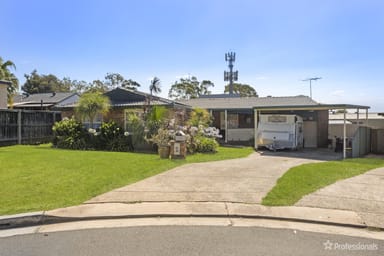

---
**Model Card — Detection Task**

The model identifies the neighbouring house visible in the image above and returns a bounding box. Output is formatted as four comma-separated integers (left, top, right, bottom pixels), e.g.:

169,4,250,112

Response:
11,92,80,111
181,94,370,153
59,87,190,129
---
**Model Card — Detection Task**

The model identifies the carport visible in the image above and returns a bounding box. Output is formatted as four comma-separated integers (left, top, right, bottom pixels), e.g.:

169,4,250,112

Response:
254,104,370,159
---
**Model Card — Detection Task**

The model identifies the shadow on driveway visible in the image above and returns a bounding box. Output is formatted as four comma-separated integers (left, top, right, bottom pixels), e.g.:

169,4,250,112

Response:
257,148,343,161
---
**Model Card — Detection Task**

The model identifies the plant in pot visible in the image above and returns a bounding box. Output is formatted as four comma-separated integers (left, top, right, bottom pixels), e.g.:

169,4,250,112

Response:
149,128,172,159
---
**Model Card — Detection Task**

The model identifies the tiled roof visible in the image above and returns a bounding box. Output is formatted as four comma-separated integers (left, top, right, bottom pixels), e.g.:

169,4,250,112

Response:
178,95,318,109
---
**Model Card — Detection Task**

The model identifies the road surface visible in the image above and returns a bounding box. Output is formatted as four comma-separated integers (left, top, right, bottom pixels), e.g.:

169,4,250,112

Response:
0,226,382,256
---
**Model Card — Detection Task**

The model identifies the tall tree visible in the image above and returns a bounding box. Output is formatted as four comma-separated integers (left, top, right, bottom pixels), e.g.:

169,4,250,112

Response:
104,73,140,90
0,57,19,103
76,92,110,128
149,76,161,96
146,76,161,114
86,80,109,93
224,83,258,97
22,70,70,94
168,76,214,100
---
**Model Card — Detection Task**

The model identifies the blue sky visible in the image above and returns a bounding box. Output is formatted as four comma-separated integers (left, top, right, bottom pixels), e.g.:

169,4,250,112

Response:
2,0,384,111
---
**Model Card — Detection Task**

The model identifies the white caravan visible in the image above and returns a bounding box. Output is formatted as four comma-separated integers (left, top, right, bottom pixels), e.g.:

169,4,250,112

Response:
257,114,304,150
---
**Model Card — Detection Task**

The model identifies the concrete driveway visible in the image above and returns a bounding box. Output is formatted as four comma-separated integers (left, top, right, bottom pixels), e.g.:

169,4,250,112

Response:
87,150,335,205
296,167,384,228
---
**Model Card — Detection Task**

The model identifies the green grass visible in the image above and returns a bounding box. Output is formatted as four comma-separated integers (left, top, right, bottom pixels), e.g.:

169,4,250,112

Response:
262,158,384,206
0,144,254,215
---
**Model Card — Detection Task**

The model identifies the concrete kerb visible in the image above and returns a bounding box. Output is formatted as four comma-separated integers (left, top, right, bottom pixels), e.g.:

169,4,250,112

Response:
0,202,380,231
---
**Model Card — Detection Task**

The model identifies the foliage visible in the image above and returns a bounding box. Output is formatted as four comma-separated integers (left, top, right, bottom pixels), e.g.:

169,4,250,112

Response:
52,118,87,150
194,136,219,153
22,70,71,94
95,121,133,151
145,106,169,137
185,126,221,153
0,57,19,102
126,112,146,147
168,76,214,99
148,128,173,146
188,108,212,127
262,158,384,206
224,83,258,97
149,76,161,95
0,144,254,215
76,92,110,128
105,73,140,90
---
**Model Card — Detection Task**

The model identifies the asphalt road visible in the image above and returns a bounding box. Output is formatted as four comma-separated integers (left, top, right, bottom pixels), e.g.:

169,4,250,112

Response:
0,226,382,256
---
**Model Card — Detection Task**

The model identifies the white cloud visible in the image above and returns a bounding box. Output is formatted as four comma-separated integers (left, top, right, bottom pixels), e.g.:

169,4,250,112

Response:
330,90,345,97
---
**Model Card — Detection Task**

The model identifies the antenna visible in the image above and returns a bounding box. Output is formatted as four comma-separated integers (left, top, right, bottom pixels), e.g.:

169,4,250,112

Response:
302,77,322,99
224,52,238,95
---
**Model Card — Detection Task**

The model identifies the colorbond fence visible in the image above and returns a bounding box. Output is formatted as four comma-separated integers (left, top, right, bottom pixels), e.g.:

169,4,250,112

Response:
0,110,61,145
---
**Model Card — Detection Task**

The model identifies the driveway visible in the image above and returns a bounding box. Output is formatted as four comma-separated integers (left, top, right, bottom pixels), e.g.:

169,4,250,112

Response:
296,167,384,228
87,150,337,205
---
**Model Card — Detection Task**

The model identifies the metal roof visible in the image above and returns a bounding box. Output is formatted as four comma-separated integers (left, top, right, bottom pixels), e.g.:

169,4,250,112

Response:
179,95,319,109
13,92,78,104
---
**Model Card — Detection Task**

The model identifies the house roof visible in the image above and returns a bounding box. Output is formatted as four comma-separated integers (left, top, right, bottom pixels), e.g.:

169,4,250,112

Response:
13,92,78,105
179,95,319,110
105,87,190,108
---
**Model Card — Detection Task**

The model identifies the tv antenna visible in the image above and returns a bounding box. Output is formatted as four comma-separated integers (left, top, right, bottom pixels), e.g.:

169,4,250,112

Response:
302,77,322,99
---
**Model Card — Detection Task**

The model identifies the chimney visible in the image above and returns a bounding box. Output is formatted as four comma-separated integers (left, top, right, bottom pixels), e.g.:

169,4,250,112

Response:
0,80,11,109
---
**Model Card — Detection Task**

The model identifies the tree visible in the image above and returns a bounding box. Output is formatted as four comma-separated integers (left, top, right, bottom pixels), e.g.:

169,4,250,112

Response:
224,83,258,97
0,57,19,103
104,73,140,90
76,92,110,128
149,76,161,95
168,76,214,99
85,80,109,93
22,70,70,94
188,108,212,127
147,76,161,114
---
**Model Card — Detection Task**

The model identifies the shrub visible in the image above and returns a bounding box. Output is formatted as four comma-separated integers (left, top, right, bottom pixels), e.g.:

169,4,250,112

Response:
52,118,87,150
187,108,212,127
195,136,219,153
126,113,145,148
96,121,133,151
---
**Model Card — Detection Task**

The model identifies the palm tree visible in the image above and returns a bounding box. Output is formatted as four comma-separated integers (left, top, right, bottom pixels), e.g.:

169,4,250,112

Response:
147,77,161,113
76,92,110,128
149,76,161,96
0,57,19,105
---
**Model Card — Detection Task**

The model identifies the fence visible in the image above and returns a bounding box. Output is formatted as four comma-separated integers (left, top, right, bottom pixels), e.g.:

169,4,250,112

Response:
351,126,371,158
0,109,61,146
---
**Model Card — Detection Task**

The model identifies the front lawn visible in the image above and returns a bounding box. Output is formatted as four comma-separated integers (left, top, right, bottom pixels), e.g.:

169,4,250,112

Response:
0,144,254,215
262,158,384,206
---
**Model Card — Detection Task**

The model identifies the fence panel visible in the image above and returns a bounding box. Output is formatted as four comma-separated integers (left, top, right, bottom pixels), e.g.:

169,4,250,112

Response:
0,110,61,146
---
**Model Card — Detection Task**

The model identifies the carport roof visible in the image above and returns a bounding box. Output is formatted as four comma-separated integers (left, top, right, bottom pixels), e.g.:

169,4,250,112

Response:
253,103,370,111
179,95,319,110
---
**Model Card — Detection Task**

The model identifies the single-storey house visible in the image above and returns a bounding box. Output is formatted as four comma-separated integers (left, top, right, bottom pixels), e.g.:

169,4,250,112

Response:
59,87,190,129
181,94,370,156
11,92,79,110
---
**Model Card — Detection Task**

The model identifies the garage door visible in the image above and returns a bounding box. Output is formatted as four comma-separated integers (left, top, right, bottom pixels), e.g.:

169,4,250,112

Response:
303,121,317,148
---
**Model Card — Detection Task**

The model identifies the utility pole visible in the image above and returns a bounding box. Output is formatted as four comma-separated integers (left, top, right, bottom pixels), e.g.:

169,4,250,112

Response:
302,77,321,99
224,52,238,95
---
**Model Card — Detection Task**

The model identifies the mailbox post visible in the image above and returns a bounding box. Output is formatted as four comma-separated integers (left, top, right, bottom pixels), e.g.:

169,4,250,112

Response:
170,131,187,159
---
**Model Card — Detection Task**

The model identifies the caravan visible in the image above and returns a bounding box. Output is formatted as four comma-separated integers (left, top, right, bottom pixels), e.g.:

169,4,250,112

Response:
257,114,304,150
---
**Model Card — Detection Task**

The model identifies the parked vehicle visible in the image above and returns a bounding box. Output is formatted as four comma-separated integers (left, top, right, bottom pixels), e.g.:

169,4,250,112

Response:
257,114,304,150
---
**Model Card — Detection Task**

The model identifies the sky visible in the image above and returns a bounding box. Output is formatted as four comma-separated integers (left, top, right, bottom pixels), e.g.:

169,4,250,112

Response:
1,0,384,111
